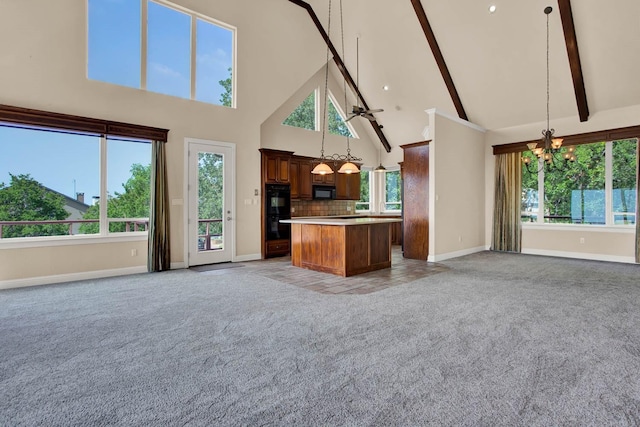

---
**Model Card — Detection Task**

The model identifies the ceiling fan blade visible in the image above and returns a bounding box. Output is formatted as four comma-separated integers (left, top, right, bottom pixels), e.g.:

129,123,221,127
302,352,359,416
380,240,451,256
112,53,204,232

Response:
367,108,384,113
345,114,357,122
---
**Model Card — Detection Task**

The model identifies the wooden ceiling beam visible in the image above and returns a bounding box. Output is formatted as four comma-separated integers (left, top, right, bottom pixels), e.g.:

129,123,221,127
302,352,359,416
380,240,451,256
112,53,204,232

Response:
289,0,391,152
557,0,590,122
410,0,468,122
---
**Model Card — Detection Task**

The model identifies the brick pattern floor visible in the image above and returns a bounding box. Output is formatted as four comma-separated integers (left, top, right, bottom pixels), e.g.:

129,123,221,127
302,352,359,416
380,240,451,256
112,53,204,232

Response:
230,246,450,295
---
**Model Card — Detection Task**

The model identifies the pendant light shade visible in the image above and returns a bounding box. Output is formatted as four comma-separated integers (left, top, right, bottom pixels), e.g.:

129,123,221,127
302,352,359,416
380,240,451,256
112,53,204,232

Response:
374,163,387,172
338,161,359,174
312,162,334,175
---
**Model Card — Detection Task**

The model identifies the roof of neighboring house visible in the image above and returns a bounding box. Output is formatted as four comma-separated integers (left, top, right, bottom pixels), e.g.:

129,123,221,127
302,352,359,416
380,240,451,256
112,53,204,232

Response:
44,186,90,213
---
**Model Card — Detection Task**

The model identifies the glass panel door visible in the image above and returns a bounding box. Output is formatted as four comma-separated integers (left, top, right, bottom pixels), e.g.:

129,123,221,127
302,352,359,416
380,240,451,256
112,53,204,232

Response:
187,140,234,266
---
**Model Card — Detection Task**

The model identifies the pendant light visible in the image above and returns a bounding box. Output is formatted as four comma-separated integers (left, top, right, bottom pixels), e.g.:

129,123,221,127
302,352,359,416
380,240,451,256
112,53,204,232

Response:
374,141,386,172
522,6,575,173
337,0,359,174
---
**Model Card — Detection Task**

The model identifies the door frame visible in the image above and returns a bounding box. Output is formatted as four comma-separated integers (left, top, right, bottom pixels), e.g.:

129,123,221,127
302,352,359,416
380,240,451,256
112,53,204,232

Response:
183,137,236,267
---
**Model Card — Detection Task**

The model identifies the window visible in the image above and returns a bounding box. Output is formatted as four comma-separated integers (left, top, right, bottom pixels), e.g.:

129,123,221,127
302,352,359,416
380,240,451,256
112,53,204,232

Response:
282,88,357,138
327,95,355,138
0,125,151,240
521,138,637,225
88,0,235,107
356,170,371,211
384,170,402,211
283,90,316,130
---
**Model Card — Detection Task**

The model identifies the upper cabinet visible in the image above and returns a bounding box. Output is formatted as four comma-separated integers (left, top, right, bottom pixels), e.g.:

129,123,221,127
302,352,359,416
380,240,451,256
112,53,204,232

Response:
335,164,361,200
290,158,312,200
260,149,293,184
311,168,335,185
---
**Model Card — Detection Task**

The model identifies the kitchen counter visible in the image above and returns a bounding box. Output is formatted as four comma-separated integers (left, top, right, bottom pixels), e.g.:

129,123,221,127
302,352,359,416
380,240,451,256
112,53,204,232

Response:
281,216,402,277
280,217,401,226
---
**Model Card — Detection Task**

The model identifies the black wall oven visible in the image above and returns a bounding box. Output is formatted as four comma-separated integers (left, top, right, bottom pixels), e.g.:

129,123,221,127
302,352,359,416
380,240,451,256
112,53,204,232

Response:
265,184,291,240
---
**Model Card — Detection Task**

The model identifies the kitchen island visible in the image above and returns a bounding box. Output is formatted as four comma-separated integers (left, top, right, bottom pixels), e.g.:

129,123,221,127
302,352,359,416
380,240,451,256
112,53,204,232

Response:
280,217,402,277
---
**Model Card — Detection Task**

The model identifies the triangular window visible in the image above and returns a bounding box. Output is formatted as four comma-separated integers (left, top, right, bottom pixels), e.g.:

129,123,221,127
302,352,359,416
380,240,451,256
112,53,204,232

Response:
283,90,317,131
327,94,356,138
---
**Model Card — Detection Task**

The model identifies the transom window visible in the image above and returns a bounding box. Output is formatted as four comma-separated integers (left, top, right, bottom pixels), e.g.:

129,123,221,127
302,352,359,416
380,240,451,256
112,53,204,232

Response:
88,0,235,107
521,138,637,225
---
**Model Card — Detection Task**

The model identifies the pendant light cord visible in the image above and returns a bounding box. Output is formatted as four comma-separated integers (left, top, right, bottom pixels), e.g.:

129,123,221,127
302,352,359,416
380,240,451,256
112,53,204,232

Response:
546,9,550,133
320,0,332,160
339,0,352,159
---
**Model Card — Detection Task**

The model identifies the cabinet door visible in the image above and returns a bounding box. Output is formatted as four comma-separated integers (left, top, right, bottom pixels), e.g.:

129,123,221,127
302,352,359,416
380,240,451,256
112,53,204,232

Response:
264,156,279,183
277,157,290,183
298,161,313,199
336,168,361,200
290,160,300,199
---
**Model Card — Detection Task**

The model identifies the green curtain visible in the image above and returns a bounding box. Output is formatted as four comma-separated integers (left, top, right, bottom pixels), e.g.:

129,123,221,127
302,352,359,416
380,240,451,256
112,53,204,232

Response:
636,141,640,263
148,140,171,272
492,152,522,252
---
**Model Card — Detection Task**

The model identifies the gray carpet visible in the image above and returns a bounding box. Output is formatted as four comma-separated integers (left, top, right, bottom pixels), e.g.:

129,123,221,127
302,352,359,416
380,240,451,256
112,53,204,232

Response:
2,251,640,426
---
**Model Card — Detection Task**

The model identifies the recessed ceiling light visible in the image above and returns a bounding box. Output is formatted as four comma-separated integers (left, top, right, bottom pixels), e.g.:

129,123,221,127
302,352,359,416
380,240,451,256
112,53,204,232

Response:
489,5,497,13
383,85,390,91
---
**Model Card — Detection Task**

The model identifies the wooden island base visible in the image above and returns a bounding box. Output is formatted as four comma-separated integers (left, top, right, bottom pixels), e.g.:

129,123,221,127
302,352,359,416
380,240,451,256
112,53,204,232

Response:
288,219,400,277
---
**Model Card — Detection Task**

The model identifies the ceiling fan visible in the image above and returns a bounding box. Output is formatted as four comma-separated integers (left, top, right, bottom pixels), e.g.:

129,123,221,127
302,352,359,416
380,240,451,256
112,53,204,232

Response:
345,37,383,122
346,105,383,122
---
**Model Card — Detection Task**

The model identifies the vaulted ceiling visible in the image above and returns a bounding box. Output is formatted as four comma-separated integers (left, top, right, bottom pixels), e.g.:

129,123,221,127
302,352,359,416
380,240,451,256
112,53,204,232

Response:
288,0,640,148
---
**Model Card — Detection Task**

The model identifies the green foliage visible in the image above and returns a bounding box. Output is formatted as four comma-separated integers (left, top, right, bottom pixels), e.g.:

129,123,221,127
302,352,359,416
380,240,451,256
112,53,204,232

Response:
522,138,638,224
385,170,402,210
197,153,224,237
356,170,370,210
327,98,353,137
219,67,232,107
0,174,70,238
283,91,315,130
80,163,151,234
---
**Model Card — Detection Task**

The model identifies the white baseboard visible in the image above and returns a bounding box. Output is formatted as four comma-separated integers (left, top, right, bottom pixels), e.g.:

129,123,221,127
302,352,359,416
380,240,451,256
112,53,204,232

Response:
521,248,636,264
234,253,261,262
428,246,485,262
0,266,148,290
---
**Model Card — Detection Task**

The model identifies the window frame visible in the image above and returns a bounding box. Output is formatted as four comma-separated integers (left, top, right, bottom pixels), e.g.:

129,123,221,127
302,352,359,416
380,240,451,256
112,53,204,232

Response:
521,138,637,229
87,0,237,108
0,104,165,249
382,168,402,213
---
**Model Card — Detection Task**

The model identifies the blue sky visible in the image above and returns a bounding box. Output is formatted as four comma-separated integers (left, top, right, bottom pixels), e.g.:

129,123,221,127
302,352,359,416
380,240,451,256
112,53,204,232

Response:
1,0,233,202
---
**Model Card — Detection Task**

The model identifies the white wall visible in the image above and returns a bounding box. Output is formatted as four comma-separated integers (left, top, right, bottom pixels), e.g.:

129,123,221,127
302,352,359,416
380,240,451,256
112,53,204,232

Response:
485,103,640,263
0,0,327,284
427,110,486,261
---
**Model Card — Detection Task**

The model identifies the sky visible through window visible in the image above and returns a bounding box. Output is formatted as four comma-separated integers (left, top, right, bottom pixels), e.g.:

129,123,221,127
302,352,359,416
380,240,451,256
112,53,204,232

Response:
88,0,233,105
0,126,149,203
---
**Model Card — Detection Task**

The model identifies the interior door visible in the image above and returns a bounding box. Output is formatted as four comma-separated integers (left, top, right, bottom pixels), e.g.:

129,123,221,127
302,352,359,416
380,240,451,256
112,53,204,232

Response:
187,140,235,266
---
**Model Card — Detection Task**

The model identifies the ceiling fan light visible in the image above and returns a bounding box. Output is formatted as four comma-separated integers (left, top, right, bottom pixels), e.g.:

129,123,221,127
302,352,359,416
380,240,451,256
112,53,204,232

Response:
338,161,359,174
312,162,334,175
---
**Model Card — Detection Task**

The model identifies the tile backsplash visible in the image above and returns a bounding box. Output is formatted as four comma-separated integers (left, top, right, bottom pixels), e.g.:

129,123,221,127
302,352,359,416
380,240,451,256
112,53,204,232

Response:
291,200,357,217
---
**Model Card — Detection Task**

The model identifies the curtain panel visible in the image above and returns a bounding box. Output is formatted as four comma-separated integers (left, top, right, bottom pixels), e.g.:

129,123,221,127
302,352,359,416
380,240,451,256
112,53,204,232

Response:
492,152,522,252
636,141,640,263
148,140,171,272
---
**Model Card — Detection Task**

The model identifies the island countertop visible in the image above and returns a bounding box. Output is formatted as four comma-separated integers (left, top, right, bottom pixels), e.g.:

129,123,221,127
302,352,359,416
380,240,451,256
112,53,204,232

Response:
280,217,402,226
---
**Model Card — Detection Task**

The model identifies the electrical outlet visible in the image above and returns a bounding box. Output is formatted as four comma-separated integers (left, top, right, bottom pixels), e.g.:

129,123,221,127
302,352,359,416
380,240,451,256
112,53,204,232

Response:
579,237,585,244
254,189,259,196
347,206,352,211
131,249,137,257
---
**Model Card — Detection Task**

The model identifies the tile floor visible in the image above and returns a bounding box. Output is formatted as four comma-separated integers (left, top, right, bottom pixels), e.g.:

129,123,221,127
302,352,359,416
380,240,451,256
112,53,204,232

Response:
222,246,450,295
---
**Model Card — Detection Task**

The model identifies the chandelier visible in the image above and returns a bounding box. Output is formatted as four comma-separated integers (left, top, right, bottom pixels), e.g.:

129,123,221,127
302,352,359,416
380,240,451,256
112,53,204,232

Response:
311,0,361,175
523,6,575,173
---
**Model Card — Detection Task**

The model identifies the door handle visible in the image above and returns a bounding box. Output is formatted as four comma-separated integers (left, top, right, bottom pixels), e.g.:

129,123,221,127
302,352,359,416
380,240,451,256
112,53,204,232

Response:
227,217,232,221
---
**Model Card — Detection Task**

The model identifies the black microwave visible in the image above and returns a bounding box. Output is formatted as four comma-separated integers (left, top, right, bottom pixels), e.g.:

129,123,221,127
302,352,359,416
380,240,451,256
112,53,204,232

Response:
313,185,336,200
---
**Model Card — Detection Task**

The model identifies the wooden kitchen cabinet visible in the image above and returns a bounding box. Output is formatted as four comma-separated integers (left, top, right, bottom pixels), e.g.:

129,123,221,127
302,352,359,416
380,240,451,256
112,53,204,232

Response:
400,141,429,260
260,149,293,184
311,165,335,185
335,165,361,200
290,157,312,200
